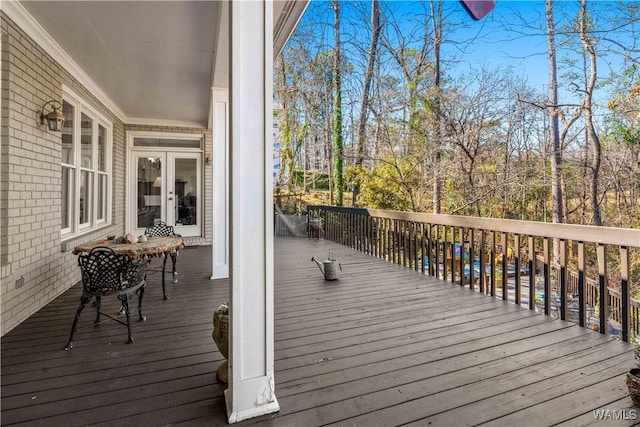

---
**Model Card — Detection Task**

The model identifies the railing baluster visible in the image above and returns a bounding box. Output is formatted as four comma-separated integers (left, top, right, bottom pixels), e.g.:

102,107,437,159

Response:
469,228,475,291
450,226,456,283
514,234,521,305
559,239,567,320
543,237,550,316
420,222,426,274
386,218,390,262
528,236,535,310
442,226,448,281
480,230,486,294
578,241,586,327
598,243,609,336
402,220,406,267
490,231,496,297
435,225,440,279
501,232,508,301
459,227,465,287
427,224,434,276
411,221,420,271
391,219,396,265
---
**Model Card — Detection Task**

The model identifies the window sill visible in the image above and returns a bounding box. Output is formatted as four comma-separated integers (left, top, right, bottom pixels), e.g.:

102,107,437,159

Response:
60,224,114,252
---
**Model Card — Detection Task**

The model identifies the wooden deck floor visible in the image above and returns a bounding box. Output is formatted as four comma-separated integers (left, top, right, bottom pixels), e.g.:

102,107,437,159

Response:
1,238,637,426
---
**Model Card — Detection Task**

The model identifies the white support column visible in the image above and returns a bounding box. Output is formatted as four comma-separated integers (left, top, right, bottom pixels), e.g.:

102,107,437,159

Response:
226,0,278,423
211,87,229,279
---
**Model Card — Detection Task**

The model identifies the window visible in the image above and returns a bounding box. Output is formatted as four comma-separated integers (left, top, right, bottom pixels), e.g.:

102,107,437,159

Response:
61,89,112,238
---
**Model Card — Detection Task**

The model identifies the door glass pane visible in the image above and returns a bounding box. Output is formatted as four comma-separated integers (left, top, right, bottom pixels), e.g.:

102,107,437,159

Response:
137,157,162,229
175,158,197,226
81,113,93,168
62,101,74,164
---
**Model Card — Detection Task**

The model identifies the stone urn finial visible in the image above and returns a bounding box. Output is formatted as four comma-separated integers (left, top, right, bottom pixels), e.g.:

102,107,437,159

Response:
212,302,229,383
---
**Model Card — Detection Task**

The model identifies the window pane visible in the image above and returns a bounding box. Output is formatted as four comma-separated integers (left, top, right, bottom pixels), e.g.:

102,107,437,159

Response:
62,166,73,230
133,138,200,148
62,101,74,164
80,170,93,225
98,125,106,172
97,174,107,221
81,113,93,169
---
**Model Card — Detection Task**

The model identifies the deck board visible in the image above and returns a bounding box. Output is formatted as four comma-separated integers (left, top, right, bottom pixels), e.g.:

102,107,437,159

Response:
1,238,636,426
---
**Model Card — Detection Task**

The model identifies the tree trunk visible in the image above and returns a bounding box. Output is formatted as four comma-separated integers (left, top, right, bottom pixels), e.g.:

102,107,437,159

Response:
546,0,564,224
578,0,603,226
332,0,344,206
276,56,292,192
431,0,443,214
353,0,381,205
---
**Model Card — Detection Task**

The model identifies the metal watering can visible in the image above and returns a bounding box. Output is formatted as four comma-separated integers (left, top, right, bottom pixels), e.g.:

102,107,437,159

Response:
311,251,342,281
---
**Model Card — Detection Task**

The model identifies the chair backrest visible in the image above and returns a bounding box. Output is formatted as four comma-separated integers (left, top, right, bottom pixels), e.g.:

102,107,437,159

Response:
145,221,176,238
78,247,131,295
125,258,149,289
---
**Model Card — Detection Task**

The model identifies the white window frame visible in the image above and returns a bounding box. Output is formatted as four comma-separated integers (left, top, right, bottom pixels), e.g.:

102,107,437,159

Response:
61,86,113,240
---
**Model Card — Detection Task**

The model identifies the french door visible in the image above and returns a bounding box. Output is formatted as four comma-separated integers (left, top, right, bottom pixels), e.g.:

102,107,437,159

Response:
131,151,202,237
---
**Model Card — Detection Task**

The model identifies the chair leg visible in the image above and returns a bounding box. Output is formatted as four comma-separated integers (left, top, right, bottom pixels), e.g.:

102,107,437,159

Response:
137,285,147,322
161,255,169,300
65,296,90,350
171,252,178,283
120,295,134,344
94,296,102,325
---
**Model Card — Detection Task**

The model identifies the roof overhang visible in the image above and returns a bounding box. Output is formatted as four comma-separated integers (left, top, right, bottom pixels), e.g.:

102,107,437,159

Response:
3,1,308,129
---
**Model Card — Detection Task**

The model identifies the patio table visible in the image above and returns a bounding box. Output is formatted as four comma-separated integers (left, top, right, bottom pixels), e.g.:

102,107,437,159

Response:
73,236,185,300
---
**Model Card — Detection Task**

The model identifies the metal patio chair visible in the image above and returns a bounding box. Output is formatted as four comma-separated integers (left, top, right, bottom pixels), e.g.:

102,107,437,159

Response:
145,221,181,288
64,247,148,350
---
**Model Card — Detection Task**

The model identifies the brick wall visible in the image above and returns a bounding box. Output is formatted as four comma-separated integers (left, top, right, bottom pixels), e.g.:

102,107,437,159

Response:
0,14,126,335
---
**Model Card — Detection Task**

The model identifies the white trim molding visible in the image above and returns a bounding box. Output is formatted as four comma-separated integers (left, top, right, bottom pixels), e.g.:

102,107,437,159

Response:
211,88,229,279
226,0,279,423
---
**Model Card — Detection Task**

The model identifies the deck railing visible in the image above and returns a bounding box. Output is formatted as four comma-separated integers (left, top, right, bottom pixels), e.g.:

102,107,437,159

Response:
307,205,640,342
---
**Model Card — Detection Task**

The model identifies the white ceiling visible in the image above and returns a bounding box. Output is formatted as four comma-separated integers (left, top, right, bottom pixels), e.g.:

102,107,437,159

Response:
16,1,308,129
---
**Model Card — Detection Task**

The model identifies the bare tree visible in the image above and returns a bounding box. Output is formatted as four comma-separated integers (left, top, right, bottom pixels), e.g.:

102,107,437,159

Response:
353,0,381,205
577,0,603,225
546,0,565,225
430,0,444,214
332,0,344,205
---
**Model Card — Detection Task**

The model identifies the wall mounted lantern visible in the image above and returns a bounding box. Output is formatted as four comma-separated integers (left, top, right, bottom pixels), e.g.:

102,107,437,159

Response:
37,100,65,132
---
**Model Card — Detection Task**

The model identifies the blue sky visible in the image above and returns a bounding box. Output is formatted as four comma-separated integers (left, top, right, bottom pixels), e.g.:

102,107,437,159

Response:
293,0,639,101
